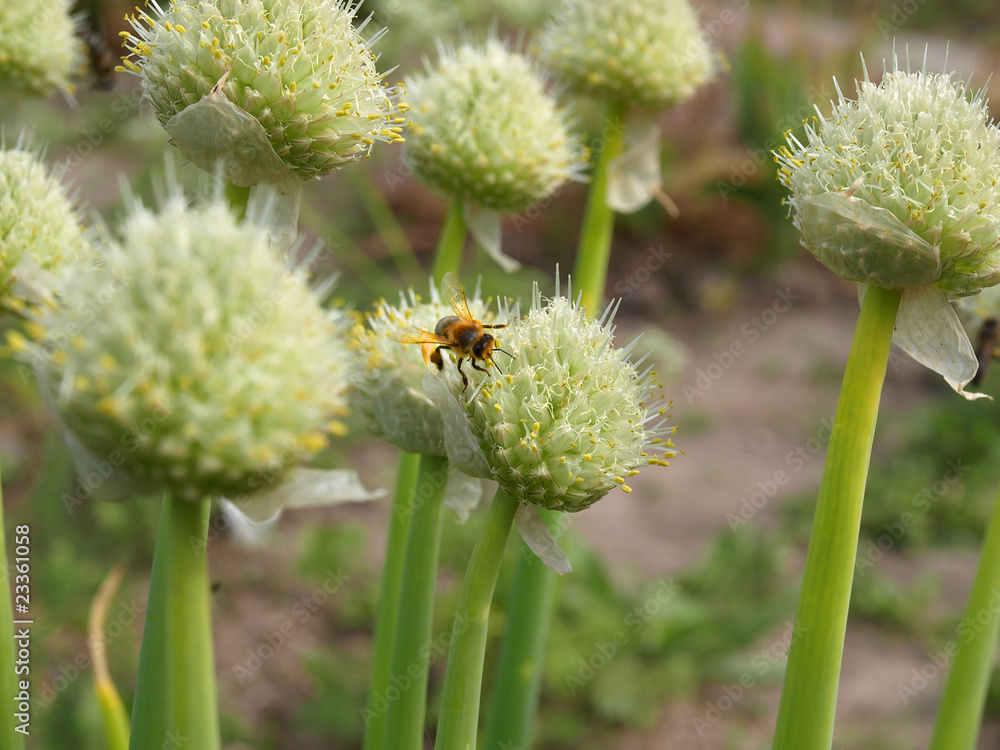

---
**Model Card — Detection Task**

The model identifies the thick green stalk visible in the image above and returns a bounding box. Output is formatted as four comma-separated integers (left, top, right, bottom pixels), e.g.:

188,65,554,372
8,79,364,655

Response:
482,516,561,750
129,496,219,750
431,200,466,283
772,284,902,750
363,451,421,750
382,454,449,750
0,458,25,750
928,478,1000,750
434,489,519,750
573,101,625,315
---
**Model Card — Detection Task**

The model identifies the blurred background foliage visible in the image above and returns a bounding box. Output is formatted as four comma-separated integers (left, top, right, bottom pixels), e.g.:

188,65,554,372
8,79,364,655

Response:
6,0,1000,748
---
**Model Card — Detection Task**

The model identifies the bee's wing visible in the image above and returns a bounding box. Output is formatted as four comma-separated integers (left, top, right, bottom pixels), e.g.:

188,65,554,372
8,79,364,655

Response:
392,329,453,346
441,272,474,321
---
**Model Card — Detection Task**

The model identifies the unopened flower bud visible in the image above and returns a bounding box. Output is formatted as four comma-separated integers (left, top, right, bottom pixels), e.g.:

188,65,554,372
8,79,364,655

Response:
777,65,1000,296
456,287,677,511
538,0,717,112
0,143,86,314
776,58,1000,399
351,279,500,455
121,0,403,182
0,0,84,98
404,38,586,215
18,183,351,501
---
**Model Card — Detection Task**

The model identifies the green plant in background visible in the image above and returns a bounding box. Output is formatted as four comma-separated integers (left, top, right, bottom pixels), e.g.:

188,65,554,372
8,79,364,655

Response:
403,37,587,277
542,527,794,731
772,55,1000,749
726,31,818,266
365,0,552,68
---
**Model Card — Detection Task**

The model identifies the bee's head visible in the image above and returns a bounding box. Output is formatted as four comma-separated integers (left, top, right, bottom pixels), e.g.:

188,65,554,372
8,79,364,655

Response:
473,334,495,360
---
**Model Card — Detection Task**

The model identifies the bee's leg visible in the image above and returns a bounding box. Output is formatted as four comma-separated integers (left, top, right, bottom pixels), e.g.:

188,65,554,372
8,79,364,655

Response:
482,323,507,329
456,357,469,390
470,359,488,374
430,346,447,371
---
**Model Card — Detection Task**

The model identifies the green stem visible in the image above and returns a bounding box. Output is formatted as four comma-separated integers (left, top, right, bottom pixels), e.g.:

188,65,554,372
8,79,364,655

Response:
928,478,1000,750
573,101,625,316
129,496,219,750
772,284,902,750
363,451,421,750
482,512,561,750
225,180,250,221
90,563,130,750
96,680,130,750
434,489,519,750
431,200,467,283
0,458,25,750
382,454,449,750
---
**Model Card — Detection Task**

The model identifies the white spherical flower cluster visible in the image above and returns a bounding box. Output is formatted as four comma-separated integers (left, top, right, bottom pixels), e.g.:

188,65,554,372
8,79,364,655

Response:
404,39,587,214
458,289,676,511
121,0,403,180
352,279,500,455
0,146,86,314
538,0,716,111
12,191,351,501
777,66,1000,297
0,0,83,98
